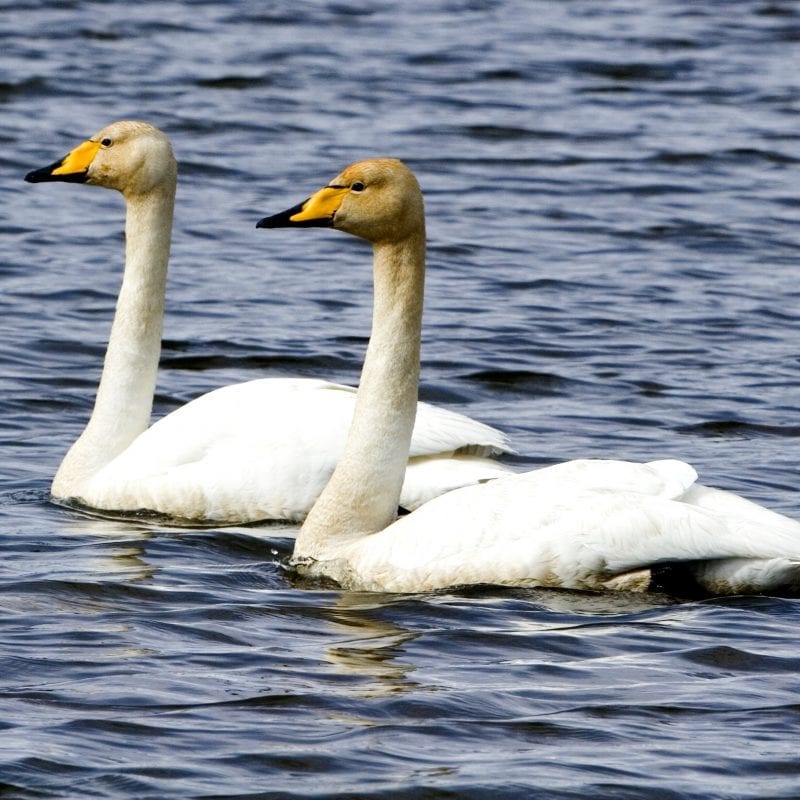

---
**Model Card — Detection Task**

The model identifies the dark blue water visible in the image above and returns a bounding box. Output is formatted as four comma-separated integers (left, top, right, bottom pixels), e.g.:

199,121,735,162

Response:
2,1,800,797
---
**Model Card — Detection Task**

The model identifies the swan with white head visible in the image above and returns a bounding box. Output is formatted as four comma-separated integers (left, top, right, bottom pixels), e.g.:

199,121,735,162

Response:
25,122,512,523
257,158,800,595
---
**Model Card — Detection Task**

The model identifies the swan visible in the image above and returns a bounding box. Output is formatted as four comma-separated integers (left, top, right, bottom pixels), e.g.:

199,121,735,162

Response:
257,157,800,595
24,121,512,524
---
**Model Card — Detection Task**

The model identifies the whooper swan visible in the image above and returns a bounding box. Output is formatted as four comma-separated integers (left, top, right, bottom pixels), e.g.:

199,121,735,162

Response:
25,121,512,524
257,157,800,595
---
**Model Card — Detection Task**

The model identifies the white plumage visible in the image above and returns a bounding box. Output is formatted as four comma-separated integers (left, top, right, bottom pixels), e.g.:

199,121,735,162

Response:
340,459,800,593
81,377,510,522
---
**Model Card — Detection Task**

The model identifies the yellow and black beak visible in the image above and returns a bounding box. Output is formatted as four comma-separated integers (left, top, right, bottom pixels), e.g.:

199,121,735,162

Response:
256,185,350,229
24,139,101,184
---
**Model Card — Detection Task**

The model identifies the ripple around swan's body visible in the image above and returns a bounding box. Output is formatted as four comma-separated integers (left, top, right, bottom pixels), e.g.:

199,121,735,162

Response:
2,0,800,797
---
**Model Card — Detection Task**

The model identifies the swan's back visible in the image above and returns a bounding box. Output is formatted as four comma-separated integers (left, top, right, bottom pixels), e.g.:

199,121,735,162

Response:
324,460,800,593
81,377,512,522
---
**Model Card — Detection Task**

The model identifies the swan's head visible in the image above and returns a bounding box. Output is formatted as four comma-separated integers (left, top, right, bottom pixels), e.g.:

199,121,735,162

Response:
24,120,176,198
256,158,424,244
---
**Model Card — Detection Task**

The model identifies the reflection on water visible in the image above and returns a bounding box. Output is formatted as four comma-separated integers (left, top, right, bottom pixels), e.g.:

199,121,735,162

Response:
326,596,420,700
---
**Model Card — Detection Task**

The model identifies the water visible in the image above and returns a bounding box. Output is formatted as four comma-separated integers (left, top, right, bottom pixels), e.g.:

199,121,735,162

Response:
1,0,800,796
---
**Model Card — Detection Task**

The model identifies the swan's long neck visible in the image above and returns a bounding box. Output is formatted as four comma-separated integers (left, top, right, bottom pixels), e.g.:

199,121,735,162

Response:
53,184,175,495
297,230,426,560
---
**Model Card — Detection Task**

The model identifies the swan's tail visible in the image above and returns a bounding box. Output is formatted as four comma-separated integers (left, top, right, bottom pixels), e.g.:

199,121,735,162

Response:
689,557,800,595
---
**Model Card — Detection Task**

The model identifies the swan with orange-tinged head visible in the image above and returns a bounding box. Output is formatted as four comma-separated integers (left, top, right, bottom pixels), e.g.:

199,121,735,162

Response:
258,157,800,595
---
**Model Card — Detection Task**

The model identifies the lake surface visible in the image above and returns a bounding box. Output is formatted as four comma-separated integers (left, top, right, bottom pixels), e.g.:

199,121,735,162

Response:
1,1,800,797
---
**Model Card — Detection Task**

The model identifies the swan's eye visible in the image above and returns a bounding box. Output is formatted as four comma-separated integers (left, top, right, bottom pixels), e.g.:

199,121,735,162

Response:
100,138,113,148
351,181,365,192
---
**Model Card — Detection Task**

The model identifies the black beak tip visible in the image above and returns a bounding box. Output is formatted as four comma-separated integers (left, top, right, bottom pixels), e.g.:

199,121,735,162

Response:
256,205,303,229
24,159,61,183
255,199,331,230
24,159,88,185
